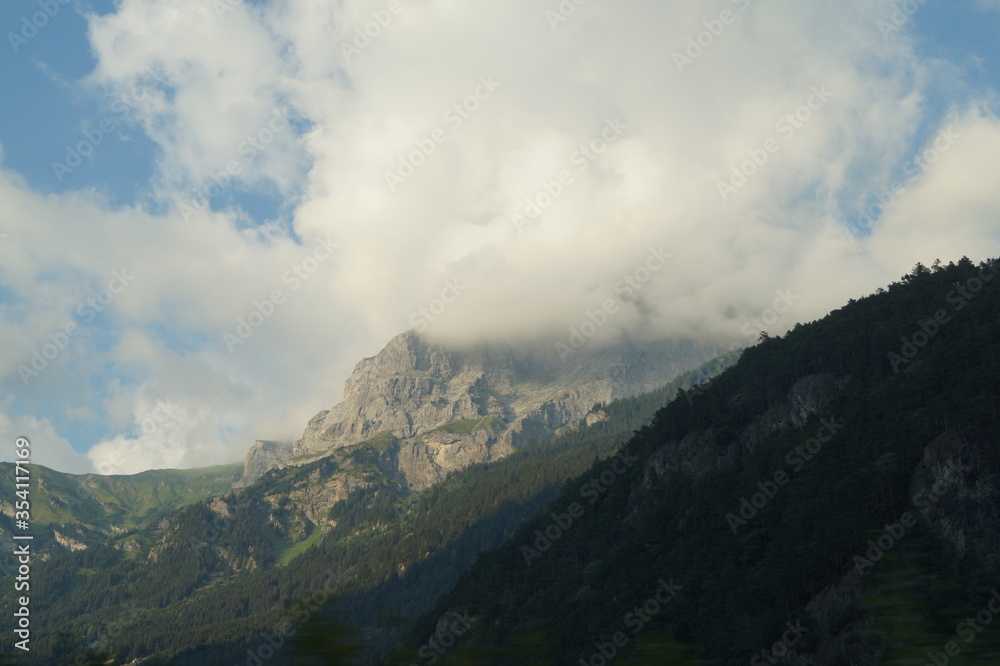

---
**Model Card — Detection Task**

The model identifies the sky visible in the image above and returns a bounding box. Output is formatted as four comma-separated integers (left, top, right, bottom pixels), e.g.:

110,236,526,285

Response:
2,0,1000,475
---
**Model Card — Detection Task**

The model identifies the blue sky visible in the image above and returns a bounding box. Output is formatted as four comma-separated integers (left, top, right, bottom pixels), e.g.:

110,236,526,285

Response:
0,0,288,221
2,0,1000,474
2,0,150,204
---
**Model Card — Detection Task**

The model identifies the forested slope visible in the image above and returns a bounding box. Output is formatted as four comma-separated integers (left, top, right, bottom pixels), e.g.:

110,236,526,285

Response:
412,258,1000,665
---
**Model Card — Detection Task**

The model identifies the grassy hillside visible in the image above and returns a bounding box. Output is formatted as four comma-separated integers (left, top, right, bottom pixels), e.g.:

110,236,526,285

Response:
0,463,242,540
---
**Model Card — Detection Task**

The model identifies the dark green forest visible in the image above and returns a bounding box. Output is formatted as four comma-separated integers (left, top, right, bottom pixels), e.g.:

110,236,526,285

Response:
409,257,1000,664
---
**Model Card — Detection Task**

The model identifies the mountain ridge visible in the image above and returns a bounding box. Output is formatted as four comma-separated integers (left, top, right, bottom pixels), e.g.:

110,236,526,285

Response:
238,330,720,488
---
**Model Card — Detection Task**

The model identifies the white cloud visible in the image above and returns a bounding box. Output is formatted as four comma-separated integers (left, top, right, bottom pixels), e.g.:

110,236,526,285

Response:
0,404,92,474
2,0,1000,474
0,173,361,474
869,110,1000,261
86,390,234,475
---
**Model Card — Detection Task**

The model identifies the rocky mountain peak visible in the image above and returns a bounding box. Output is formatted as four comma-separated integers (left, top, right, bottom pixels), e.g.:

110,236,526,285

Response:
238,331,717,488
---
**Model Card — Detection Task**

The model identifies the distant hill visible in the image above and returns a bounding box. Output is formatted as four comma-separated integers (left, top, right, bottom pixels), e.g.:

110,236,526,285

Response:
0,463,242,561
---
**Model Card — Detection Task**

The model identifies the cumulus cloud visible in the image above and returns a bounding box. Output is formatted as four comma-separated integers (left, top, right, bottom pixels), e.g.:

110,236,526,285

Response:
2,0,1000,473
0,172,358,473
0,403,91,474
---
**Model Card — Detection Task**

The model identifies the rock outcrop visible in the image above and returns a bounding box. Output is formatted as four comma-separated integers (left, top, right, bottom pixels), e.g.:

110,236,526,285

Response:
910,429,1000,573
780,428,1000,666
237,441,294,487
641,373,848,485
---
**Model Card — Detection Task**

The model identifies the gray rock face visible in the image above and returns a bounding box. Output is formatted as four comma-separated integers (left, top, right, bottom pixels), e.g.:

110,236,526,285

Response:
737,373,848,454
778,429,1000,666
641,373,847,485
238,331,716,488
910,429,1000,573
236,441,294,488
397,427,512,491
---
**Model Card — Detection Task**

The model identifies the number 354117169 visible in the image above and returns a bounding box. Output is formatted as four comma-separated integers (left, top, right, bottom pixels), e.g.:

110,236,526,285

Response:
14,437,30,522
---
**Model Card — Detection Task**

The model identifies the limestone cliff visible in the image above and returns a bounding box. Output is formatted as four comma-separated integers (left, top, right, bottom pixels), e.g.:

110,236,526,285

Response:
237,331,716,489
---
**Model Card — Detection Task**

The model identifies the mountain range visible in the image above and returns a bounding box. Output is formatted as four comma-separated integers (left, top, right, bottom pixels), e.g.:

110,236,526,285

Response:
3,257,1000,665
0,329,727,664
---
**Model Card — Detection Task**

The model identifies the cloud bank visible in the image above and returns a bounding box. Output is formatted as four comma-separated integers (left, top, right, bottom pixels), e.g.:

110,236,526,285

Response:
2,0,999,473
